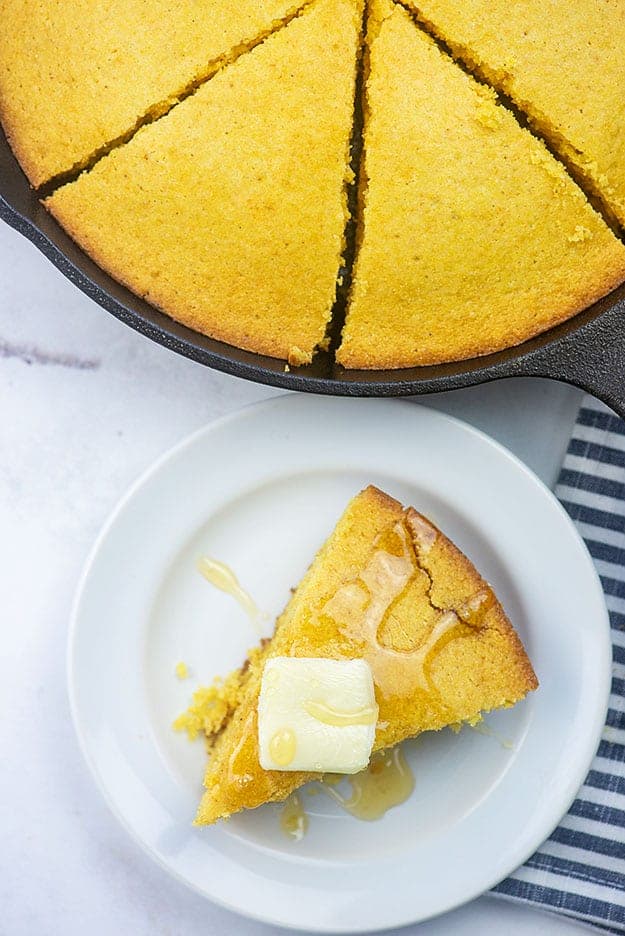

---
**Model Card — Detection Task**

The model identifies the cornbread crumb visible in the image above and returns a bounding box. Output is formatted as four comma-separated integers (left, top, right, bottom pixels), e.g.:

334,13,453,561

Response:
568,226,594,244
174,645,265,742
175,661,189,680
288,346,310,367
473,86,502,130
173,671,244,741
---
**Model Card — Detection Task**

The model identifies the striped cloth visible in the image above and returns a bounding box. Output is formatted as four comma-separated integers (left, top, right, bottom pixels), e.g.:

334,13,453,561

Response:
492,394,625,932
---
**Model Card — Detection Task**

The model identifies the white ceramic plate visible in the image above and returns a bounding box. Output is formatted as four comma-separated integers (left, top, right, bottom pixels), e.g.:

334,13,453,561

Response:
68,396,611,933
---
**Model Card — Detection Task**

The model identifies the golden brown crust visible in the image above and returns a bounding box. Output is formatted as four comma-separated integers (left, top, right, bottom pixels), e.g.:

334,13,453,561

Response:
360,483,404,514
406,509,538,690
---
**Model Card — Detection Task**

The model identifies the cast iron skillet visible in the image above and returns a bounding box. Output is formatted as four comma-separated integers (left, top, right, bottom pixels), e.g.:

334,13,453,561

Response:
2,124,625,417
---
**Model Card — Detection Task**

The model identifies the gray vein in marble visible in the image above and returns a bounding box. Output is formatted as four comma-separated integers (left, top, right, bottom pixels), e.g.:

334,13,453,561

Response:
0,339,100,370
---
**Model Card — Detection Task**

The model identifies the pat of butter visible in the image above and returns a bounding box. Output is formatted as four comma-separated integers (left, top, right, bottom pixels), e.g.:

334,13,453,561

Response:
257,657,378,774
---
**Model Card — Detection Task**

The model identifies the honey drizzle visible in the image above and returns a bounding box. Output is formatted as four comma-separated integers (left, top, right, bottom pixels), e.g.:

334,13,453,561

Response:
459,588,496,627
280,793,309,841
269,728,297,767
227,711,255,786
321,521,489,701
305,700,378,727
470,721,514,750
197,556,263,633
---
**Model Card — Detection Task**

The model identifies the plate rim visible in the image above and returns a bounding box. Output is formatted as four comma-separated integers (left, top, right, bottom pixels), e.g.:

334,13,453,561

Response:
67,395,612,933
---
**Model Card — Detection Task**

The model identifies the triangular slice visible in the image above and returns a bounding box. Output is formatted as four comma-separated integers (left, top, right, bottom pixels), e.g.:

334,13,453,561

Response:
0,0,308,187
404,0,625,230
337,0,625,369
177,486,537,824
46,0,362,365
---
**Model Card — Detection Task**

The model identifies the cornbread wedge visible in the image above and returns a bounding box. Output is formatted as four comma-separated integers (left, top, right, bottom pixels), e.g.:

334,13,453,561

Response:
0,0,308,187
337,0,625,369
46,0,362,364
176,486,537,824
404,0,625,230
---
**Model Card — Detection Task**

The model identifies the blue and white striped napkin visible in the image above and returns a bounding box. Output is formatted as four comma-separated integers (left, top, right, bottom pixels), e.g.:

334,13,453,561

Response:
493,394,625,932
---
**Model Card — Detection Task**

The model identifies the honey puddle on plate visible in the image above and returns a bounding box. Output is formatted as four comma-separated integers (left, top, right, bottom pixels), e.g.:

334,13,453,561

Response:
197,555,265,634
320,747,415,820
279,746,415,839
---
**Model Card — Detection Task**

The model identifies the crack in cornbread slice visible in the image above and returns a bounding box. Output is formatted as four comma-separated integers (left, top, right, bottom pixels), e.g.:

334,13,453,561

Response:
0,0,310,188
402,0,625,231
337,0,625,370
45,0,362,365
179,485,537,825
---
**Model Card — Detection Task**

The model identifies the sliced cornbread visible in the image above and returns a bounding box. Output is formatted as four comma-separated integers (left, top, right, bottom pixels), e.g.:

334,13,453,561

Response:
337,0,625,369
0,0,308,187
46,0,361,365
404,0,625,230
177,486,537,824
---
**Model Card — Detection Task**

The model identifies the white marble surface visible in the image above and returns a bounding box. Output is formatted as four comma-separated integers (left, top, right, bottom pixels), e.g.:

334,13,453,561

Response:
0,219,595,936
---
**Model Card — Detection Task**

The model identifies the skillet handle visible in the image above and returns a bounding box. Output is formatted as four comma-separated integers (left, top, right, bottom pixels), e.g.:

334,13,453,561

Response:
513,302,625,420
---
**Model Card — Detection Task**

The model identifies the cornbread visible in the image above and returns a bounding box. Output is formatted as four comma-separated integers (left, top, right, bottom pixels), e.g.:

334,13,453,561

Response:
3,0,624,367
337,0,625,369
46,0,361,364
176,486,537,824
405,0,625,230
0,0,307,187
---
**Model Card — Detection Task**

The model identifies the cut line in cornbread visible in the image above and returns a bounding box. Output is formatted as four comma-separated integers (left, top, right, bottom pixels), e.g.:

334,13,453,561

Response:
176,485,537,825
46,0,362,365
0,0,311,188
401,0,625,231
336,0,625,370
